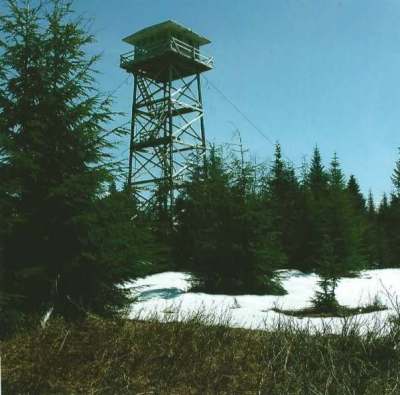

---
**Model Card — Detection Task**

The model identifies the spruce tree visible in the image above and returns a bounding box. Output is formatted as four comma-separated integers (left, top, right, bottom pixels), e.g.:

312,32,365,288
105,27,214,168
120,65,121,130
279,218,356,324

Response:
173,147,234,287
326,154,365,270
347,175,366,214
307,146,329,196
261,143,307,271
329,153,345,189
386,150,400,267
173,146,285,294
303,146,329,270
376,194,392,266
364,190,379,266
308,153,366,311
0,0,142,323
94,184,160,287
391,148,400,196
367,190,376,217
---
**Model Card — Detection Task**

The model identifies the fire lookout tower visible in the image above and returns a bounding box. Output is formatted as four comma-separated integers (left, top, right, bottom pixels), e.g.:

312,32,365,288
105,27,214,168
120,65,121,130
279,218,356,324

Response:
120,20,213,207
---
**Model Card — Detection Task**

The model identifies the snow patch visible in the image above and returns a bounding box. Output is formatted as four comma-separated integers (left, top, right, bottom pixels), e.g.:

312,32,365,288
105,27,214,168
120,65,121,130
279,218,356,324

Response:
125,268,400,334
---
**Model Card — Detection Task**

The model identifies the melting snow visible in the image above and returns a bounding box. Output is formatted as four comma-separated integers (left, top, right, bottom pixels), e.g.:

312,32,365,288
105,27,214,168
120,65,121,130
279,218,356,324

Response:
126,269,400,334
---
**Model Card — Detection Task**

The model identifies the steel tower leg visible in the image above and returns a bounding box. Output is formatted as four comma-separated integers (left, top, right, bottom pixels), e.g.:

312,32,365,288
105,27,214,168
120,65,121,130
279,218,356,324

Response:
127,67,207,210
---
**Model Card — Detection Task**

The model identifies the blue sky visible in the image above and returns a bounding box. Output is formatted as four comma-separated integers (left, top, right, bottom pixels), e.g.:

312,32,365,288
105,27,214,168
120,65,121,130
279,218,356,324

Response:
18,0,400,199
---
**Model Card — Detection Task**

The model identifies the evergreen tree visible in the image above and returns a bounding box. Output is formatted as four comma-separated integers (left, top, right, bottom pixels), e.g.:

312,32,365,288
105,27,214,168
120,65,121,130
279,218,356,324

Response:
307,146,329,196
376,194,392,266
311,154,345,309
303,146,329,270
261,143,308,270
308,153,366,310
382,150,400,267
367,190,376,217
93,184,160,287
345,174,371,265
174,147,232,277
364,190,379,266
329,153,345,189
311,236,340,312
391,148,400,196
382,193,389,209
326,154,365,272
173,146,285,294
0,0,143,323
347,175,366,214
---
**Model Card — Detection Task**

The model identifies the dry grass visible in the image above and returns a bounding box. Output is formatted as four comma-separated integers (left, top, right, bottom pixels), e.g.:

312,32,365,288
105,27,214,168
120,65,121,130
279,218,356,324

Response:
2,310,400,394
272,302,388,318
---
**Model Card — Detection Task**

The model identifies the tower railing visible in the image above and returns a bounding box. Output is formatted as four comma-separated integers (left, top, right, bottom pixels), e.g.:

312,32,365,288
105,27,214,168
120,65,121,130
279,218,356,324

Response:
120,36,214,69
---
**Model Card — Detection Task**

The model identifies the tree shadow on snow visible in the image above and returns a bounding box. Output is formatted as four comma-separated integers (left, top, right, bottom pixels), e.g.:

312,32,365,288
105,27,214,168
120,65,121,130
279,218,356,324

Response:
136,287,184,301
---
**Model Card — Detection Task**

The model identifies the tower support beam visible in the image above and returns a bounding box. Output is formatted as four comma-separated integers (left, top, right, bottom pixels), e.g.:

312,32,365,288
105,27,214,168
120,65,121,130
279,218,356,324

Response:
121,21,213,209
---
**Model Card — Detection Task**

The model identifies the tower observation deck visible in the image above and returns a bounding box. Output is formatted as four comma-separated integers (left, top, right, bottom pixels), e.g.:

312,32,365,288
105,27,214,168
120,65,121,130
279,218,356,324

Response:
120,21,213,208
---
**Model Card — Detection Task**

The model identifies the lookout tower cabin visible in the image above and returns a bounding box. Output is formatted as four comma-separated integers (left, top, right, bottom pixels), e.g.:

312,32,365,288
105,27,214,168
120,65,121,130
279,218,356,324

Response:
120,20,213,81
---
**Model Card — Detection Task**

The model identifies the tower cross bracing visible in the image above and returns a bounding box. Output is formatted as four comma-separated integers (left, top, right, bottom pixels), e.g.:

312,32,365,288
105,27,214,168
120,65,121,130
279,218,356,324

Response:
120,20,213,208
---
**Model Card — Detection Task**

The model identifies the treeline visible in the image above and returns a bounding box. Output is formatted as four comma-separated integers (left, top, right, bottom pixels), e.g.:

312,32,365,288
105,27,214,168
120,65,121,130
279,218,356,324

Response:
1,0,400,335
172,144,400,296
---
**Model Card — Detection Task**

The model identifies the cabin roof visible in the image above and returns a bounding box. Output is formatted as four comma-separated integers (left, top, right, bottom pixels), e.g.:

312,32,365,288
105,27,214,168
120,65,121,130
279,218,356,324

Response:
122,20,211,46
